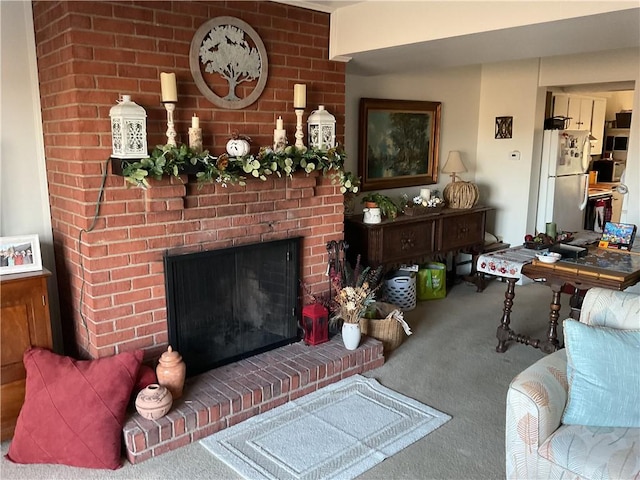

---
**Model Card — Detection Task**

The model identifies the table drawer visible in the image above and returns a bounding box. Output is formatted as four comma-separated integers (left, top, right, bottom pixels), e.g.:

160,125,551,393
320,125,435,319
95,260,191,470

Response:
439,212,485,251
382,220,436,264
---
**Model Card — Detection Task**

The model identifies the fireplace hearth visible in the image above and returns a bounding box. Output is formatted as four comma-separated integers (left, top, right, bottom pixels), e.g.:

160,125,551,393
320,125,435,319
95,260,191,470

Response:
164,238,302,376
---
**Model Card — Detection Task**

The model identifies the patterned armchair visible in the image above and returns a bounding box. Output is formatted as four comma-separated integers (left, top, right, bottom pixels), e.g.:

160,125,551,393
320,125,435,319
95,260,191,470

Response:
506,287,640,479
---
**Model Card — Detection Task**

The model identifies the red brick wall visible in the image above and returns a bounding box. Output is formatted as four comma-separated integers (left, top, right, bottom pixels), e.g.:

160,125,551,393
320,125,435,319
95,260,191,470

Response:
31,1,346,359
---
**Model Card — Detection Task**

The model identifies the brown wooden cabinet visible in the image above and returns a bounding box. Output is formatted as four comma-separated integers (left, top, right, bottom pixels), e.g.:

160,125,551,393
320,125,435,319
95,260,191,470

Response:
344,206,493,269
1,268,52,440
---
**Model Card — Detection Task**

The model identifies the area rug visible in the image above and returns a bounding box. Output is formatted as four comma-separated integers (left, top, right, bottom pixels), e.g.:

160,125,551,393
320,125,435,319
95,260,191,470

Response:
200,374,451,480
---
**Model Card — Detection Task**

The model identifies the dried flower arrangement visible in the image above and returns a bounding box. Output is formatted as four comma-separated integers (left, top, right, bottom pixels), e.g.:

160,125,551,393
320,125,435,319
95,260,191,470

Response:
330,255,383,326
332,283,377,325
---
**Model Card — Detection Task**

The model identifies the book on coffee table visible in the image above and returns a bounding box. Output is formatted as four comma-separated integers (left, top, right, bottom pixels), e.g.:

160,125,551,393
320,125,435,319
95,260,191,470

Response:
598,222,637,251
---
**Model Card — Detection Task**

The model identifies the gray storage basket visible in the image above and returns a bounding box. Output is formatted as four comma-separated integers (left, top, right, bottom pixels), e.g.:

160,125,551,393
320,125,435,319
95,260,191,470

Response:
383,273,416,311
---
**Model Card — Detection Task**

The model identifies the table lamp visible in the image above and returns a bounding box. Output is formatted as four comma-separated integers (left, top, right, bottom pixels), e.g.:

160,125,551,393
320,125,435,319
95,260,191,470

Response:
442,150,479,209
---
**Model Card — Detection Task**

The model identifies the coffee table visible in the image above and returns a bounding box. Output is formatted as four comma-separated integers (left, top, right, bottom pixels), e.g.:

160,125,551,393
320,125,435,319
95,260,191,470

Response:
479,246,640,354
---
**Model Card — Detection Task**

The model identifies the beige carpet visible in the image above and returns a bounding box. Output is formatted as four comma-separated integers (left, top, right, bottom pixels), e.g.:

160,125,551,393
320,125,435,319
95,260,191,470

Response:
1,279,567,479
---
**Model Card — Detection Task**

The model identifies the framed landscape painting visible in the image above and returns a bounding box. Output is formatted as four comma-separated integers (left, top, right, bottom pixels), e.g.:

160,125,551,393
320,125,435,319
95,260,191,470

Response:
358,98,441,191
0,234,42,275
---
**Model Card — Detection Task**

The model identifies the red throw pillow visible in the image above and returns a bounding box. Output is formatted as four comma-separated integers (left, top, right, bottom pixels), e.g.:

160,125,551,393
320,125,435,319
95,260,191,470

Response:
6,347,143,469
133,364,158,397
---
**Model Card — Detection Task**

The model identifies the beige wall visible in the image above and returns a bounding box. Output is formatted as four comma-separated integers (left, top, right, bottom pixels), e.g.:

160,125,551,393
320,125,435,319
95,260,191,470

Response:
0,1,62,350
603,92,635,119
475,59,543,243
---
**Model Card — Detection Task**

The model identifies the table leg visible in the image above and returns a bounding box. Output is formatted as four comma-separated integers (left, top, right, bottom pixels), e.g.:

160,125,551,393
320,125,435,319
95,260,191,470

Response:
540,284,562,354
496,278,517,353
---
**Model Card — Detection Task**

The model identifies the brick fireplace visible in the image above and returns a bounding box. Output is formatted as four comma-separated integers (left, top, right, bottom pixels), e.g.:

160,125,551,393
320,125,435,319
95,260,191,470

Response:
31,1,347,360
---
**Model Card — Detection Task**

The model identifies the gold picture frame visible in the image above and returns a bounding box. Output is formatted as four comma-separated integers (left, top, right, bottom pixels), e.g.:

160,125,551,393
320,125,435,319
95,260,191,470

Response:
358,98,441,191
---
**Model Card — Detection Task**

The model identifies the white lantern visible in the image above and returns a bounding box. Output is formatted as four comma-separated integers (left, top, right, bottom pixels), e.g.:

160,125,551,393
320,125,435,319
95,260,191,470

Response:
109,95,147,159
307,105,336,150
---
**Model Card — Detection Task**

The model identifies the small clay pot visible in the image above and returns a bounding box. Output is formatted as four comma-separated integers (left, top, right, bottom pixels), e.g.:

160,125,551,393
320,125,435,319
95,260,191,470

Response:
156,346,186,400
135,384,173,420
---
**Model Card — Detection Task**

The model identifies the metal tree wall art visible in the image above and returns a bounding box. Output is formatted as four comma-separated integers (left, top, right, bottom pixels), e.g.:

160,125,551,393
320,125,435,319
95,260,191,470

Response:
190,17,268,110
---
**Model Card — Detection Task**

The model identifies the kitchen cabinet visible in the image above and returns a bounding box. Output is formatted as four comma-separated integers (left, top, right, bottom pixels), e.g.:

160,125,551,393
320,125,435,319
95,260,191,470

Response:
1,268,52,440
552,94,591,131
552,94,607,154
344,206,493,270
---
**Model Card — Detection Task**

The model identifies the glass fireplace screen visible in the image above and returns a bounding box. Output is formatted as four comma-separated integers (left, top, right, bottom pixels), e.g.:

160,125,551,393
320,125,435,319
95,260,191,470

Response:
164,237,301,376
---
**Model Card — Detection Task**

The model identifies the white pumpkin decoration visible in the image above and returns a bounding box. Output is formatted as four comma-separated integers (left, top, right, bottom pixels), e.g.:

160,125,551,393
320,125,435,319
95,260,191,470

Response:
226,132,251,157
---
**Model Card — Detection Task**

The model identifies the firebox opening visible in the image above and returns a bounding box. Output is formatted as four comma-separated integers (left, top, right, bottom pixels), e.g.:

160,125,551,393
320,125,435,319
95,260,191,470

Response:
164,237,302,377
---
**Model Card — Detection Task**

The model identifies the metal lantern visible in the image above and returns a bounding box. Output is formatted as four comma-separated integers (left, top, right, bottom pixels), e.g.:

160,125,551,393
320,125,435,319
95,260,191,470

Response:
307,105,336,150
109,95,147,159
301,303,329,346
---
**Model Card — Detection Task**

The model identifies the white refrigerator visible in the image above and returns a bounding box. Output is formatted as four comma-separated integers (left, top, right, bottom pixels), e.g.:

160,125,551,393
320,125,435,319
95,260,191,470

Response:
536,130,590,234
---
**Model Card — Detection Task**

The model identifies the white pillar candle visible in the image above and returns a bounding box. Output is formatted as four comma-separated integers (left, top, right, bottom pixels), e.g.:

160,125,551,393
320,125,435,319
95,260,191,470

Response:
274,128,287,147
293,84,306,109
276,116,283,130
420,188,431,201
191,114,199,129
188,127,202,153
160,72,177,102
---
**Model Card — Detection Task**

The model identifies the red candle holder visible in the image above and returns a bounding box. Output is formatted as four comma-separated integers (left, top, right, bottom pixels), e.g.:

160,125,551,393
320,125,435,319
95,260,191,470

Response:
301,303,329,346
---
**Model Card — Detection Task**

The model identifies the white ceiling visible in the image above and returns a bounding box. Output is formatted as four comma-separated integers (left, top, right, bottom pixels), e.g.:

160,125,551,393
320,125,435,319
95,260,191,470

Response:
281,1,640,87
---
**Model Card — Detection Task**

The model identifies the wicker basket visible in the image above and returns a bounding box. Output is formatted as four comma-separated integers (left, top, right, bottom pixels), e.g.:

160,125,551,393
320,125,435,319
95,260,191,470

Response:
360,302,408,353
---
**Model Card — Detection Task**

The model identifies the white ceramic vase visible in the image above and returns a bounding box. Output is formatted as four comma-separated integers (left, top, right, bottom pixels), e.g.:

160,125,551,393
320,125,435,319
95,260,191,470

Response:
341,322,361,350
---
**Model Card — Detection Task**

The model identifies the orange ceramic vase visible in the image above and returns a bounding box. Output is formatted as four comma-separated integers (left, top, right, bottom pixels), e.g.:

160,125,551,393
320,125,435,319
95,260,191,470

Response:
135,384,173,420
156,346,186,400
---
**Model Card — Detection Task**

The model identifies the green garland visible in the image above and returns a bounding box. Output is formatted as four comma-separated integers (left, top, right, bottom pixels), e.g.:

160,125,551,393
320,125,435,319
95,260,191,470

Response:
121,144,360,194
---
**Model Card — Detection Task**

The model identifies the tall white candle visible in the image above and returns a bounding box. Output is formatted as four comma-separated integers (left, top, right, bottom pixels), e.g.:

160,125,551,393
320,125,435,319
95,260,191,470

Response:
276,116,283,130
192,114,199,129
274,128,286,147
160,72,177,102
420,188,431,201
293,84,306,109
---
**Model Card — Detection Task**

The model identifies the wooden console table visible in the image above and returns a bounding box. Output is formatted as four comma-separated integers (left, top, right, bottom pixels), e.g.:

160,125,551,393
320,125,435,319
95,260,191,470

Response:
344,206,493,270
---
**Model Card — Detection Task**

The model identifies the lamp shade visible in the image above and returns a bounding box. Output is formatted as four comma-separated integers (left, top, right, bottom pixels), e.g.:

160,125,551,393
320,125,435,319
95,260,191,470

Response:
442,151,467,175
441,150,478,208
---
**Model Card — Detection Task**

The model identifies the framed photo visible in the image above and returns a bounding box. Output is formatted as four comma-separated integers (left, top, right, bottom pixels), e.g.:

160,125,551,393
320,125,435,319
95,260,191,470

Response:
358,98,441,191
495,116,513,139
0,234,42,275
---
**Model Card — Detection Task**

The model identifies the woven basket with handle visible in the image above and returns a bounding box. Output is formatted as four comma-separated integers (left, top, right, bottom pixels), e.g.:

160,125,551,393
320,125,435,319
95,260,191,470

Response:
360,302,408,353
